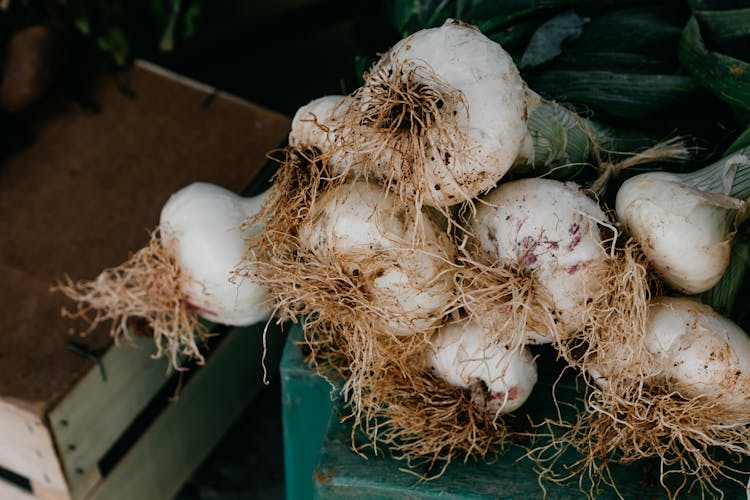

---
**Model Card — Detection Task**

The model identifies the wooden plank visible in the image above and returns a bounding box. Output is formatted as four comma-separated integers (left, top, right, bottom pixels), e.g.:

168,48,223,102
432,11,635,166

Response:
0,58,290,415
0,58,290,499
280,324,336,500
314,400,622,499
48,337,169,499
294,343,750,499
0,58,290,500
31,481,70,500
0,478,37,500
0,399,67,493
314,388,750,499
85,322,283,500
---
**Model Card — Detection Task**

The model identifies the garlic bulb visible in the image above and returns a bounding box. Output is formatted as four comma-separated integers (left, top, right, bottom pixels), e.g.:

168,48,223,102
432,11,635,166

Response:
427,319,537,414
645,296,750,411
615,172,742,294
297,180,455,335
474,178,608,342
160,182,271,326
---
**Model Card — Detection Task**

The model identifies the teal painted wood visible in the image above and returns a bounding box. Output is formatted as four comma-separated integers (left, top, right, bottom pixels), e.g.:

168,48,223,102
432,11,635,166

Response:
310,348,750,499
281,324,336,500
313,391,637,498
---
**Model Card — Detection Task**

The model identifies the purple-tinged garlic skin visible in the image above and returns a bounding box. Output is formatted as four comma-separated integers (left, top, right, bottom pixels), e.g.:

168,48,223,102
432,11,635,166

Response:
474,178,608,342
427,320,537,414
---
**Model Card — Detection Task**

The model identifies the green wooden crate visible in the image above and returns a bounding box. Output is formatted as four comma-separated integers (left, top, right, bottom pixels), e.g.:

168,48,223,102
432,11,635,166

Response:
280,325,749,499
280,324,337,500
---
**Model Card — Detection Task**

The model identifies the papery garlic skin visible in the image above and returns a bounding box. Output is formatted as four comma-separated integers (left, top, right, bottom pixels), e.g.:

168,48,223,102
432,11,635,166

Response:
297,181,455,336
474,178,608,342
615,172,739,294
160,182,271,326
427,320,537,414
645,297,750,411
289,95,346,151
383,20,528,205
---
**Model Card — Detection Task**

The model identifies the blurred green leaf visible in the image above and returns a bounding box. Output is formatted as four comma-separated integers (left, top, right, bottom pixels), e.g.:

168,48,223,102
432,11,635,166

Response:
695,8,750,44
565,6,684,55
96,27,130,66
389,0,664,39
354,55,378,84
458,0,665,31
182,2,203,37
688,0,750,9
526,70,697,119
73,15,91,35
702,238,750,318
389,0,455,35
679,16,750,112
159,0,182,52
148,0,172,23
551,51,670,73
520,9,586,69
458,3,538,33
726,125,750,154
487,14,543,50
57,0,207,65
